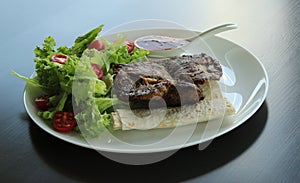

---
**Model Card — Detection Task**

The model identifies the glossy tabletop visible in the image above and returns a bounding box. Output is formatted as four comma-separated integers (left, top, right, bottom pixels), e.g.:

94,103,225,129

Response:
1,0,299,182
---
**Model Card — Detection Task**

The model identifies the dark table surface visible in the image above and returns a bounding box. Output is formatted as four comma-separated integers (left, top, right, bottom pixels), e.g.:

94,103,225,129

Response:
1,0,299,182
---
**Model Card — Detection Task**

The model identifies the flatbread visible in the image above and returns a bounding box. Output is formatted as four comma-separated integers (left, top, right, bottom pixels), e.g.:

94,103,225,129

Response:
112,81,235,130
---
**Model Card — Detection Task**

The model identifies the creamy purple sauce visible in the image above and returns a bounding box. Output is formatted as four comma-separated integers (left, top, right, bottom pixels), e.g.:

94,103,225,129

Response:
135,35,189,51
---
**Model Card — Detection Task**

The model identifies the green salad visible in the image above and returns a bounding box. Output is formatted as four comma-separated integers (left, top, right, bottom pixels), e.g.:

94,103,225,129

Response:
12,24,149,137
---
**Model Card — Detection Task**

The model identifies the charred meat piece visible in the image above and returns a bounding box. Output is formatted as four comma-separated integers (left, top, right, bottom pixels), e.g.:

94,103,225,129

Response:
156,53,223,84
113,53,222,108
164,82,205,107
113,62,174,101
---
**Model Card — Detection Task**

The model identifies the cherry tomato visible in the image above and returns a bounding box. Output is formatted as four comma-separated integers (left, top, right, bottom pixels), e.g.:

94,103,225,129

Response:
51,54,68,64
91,63,104,80
88,40,105,51
34,95,50,111
124,40,135,54
113,40,135,53
53,112,76,132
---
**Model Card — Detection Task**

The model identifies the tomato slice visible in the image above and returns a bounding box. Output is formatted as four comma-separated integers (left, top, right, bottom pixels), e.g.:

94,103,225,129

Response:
53,112,76,132
88,40,105,51
51,54,68,64
91,63,104,80
34,95,50,111
124,40,135,54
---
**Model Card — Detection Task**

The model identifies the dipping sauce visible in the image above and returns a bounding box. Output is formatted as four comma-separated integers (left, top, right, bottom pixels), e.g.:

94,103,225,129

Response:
134,35,190,51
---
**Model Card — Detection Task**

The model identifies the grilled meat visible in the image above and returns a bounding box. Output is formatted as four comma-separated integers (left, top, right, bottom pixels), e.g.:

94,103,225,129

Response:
113,53,222,108
157,54,223,84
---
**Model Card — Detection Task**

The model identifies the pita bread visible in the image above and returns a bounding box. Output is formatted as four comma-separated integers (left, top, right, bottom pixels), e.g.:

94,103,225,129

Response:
112,81,235,130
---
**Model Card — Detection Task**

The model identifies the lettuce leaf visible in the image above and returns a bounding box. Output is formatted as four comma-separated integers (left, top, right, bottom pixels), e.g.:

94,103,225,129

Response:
37,91,68,120
71,24,104,57
11,71,43,88
81,39,149,74
34,36,56,59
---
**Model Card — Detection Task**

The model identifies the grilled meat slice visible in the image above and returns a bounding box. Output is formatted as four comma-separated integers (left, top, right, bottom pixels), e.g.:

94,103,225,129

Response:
113,53,222,108
113,62,174,101
155,53,223,84
163,81,205,106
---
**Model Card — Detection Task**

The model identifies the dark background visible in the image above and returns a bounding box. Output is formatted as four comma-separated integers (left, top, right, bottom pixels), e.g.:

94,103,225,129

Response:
0,0,299,182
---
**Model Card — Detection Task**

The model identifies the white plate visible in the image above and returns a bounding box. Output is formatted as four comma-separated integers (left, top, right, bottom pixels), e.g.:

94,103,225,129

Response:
24,28,268,153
